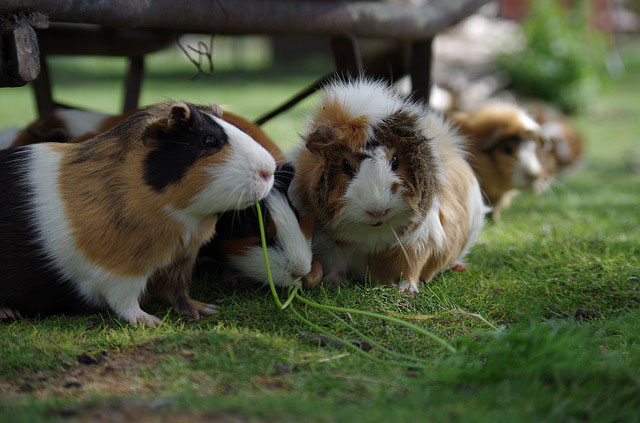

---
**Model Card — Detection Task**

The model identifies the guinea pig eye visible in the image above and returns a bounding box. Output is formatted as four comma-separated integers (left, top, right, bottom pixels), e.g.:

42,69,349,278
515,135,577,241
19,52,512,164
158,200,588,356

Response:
390,154,399,171
499,144,514,155
203,135,222,151
342,159,354,178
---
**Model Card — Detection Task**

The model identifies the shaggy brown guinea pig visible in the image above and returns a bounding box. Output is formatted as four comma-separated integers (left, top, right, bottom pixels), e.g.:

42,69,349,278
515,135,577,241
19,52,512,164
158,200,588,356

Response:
452,102,556,219
289,79,488,293
0,102,276,325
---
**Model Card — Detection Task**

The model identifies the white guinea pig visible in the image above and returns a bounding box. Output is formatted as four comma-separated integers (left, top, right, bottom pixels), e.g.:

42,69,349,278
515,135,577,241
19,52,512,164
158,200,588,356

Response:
199,162,322,288
0,102,276,325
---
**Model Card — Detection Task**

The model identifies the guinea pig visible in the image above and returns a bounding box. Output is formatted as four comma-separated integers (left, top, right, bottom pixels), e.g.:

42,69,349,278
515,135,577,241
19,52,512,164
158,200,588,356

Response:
9,107,282,155
452,102,556,219
0,101,276,325
526,102,584,175
10,107,122,147
7,106,320,290
199,162,322,288
289,78,489,293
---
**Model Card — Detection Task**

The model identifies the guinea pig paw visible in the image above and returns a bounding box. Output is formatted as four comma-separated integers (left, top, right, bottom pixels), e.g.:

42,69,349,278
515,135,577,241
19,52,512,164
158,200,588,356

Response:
398,280,419,294
302,260,324,290
451,263,468,273
323,271,348,284
192,300,220,316
176,297,220,320
131,312,162,327
0,307,21,320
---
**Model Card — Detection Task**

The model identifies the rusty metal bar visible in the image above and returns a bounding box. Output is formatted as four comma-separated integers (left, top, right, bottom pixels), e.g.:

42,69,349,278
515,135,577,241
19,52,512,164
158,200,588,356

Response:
0,0,490,40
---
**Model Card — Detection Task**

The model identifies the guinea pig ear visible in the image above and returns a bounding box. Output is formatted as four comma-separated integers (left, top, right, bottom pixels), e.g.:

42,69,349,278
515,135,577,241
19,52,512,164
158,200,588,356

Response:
305,124,336,153
210,103,223,117
168,102,191,124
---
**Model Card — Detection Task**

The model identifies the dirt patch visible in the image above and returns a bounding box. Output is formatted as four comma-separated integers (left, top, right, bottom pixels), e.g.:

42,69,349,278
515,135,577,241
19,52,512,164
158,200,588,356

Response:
0,343,163,400
47,399,250,423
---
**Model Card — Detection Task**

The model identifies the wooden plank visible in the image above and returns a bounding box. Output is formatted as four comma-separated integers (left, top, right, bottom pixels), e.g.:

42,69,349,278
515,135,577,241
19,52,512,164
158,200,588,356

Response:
0,0,490,40
31,53,55,116
331,35,363,78
123,56,144,113
0,14,43,86
409,39,433,104
38,23,174,56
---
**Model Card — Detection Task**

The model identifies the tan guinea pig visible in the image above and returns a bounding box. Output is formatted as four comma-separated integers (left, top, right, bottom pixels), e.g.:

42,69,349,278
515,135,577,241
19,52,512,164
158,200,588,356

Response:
0,102,276,325
452,102,556,219
289,78,489,293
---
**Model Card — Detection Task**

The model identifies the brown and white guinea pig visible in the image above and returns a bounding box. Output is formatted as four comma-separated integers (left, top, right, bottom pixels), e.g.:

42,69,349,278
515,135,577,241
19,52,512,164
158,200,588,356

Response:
289,79,488,293
9,107,319,289
10,108,123,147
199,162,323,288
452,102,556,219
0,102,276,325
526,102,584,174
10,106,283,156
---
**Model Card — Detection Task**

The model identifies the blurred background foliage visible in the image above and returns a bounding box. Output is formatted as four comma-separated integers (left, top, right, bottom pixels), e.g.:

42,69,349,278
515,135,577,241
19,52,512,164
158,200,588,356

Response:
497,0,611,112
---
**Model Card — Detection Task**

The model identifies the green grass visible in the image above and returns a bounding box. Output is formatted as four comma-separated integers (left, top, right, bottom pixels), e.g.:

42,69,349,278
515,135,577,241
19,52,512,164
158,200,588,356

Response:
1,48,639,422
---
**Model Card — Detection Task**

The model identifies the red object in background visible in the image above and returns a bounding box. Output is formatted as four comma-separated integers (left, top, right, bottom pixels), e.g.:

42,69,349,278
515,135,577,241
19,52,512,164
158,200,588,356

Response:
499,0,529,21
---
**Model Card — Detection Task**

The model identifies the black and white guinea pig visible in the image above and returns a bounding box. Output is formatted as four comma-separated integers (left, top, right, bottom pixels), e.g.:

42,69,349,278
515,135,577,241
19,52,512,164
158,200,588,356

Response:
0,101,276,325
199,162,322,288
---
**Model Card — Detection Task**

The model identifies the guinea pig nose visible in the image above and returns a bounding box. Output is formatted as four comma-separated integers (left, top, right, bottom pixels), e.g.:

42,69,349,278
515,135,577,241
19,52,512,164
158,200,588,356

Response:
259,169,273,182
366,208,390,219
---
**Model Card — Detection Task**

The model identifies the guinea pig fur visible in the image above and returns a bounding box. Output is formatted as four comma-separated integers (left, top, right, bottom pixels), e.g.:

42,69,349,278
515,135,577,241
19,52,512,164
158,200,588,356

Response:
200,162,317,288
0,101,276,325
452,102,556,219
10,108,117,147
526,102,584,175
289,79,489,293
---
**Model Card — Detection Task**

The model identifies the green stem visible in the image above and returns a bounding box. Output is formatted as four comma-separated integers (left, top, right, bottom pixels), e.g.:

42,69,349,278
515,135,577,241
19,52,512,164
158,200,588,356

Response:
295,293,456,353
290,303,426,369
256,201,284,309
255,202,457,360
324,309,433,365
281,285,300,310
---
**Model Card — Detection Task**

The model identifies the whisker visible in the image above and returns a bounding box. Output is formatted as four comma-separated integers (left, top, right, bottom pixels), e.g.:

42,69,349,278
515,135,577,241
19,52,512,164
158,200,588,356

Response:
388,223,411,266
